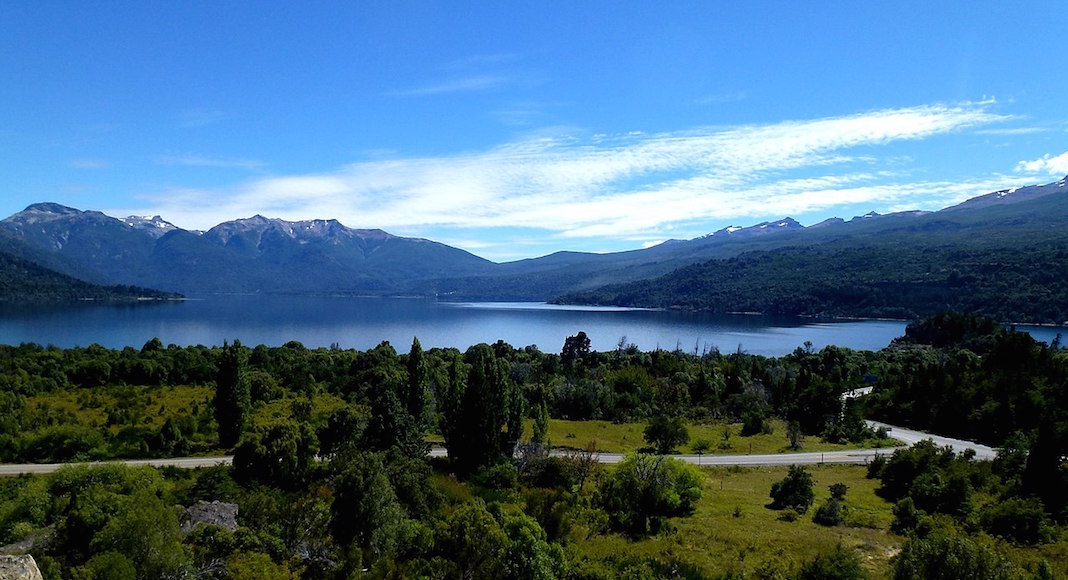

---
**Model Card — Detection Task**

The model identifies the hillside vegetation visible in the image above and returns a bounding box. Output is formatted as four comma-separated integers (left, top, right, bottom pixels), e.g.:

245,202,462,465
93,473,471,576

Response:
0,250,180,303
557,239,1068,322
0,314,1064,577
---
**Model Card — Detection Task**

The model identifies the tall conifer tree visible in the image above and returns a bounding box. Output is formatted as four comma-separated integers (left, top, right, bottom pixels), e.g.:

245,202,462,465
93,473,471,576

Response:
214,339,251,448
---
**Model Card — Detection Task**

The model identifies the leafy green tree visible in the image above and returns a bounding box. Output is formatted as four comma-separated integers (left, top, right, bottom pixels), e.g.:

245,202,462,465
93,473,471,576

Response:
317,404,364,458
499,511,566,580
560,331,591,367
531,394,550,449
362,376,407,451
89,488,190,579
597,454,703,535
979,497,1053,545
330,451,405,559
890,497,929,536
786,419,805,450
769,465,815,513
433,501,507,580
232,419,318,488
360,340,428,457
643,415,689,454
71,551,137,580
405,337,430,433
43,465,189,578
214,340,251,448
892,534,1021,579
437,353,466,457
21,424,107,462
441,344,523,473
226,552,298,580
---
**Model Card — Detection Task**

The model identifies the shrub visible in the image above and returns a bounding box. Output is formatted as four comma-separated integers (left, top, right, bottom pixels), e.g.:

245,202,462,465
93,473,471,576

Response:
979,497,1053,545
769,465,815,513
777,508,801,522
829,483,848,500
472,462,519,491
813,498,844,526
892,534,1021,579
890,497,928,536
597,454,703,536
796,545,867,580
866,454,887,479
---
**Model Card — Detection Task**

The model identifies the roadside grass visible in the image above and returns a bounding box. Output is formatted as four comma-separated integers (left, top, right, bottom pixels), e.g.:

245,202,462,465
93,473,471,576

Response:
545,418,899,455
567,464,901,577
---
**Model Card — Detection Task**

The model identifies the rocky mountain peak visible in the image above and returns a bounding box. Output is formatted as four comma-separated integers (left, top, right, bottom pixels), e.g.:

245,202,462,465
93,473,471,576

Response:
121,215,179,239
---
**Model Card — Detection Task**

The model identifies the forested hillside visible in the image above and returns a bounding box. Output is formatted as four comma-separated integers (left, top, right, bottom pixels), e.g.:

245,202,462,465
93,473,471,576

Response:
556,239,1068,322
0,250,180,303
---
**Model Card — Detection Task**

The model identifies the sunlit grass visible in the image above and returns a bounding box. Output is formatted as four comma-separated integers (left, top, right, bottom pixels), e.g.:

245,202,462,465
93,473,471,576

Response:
249,391,348,425
567,464,901,577
543,418,898,455
29,385,213,432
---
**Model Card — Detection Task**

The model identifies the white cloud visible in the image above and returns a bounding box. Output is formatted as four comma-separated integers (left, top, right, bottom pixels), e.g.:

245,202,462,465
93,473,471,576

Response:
1016,151,1068,175
117,102,1010,246
70,158,110,169
693,91,746,105
974,126,1046,136
178,108,227,128
156,155,265,170
387,75,510,96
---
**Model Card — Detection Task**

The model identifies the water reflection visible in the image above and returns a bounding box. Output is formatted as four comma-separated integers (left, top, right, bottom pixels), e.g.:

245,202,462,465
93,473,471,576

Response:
0,296,1060,355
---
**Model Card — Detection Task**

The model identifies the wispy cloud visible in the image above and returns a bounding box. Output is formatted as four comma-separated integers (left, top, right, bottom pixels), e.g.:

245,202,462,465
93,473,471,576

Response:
178,108,227,128
1016,151,1068,175
387,75,510,97
69,158,110,169
694,91,746,105
156,154,265,170
975,126,1046,136
388,52,538,97
118,102,1014,255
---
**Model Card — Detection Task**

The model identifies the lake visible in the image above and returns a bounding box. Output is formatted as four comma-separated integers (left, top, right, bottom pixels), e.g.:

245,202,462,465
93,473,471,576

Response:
0,295,1061,356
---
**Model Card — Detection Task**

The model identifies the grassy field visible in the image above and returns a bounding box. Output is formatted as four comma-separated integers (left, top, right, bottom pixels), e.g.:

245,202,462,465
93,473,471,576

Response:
27,384,214,432
543,418,898,455
568,464,901,577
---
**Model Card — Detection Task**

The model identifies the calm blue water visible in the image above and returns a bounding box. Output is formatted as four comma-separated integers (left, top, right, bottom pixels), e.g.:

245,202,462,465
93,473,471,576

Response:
0,296,1061,356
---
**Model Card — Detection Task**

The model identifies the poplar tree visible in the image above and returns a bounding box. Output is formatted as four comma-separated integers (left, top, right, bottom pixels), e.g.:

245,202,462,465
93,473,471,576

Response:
441,344,524,473
214,339,251,448
405,337,430,434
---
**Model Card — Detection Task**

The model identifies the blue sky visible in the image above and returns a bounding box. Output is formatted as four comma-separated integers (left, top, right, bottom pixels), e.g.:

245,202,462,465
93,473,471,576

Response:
2,2,1067,261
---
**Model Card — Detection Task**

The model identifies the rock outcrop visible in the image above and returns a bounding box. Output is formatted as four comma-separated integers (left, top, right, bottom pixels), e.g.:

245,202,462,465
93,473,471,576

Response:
0,555,43,580
181,500,239,534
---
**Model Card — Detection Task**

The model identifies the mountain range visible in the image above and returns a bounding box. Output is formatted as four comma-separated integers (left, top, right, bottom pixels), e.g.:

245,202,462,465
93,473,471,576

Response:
2,176,1067,322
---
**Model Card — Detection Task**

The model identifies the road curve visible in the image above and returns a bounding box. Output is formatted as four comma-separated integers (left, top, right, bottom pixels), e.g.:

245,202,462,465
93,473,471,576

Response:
0,421,998,476
864,420,996,460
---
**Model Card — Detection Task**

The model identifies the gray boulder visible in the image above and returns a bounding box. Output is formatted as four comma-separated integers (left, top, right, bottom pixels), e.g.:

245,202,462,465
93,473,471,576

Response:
182,500,239,534
0,555,43,580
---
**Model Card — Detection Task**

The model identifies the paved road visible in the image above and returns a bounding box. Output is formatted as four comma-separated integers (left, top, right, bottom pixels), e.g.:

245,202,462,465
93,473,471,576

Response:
0,420,998,476
590,447,901,466
0,455,235,476
865,420,996,460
